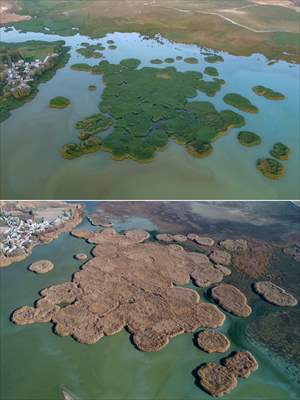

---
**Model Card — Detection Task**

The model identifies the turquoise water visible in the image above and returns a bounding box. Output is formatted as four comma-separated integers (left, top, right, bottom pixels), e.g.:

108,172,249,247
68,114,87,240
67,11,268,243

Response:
0,29,299,200
0,213,299,400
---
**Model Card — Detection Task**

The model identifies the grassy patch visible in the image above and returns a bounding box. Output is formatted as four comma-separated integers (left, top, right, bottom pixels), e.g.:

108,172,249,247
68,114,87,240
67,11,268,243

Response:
61,58,245,162
270,142,291,160
223,93,259,113
184,57,199,64
88,85,97,91
204,66,219,77
150,59,163,64
252,85,285,100
71,63,92,72
49,96,70,109
257,158,285,180
238,131,262,147
204,54,224,63
61,137,102,159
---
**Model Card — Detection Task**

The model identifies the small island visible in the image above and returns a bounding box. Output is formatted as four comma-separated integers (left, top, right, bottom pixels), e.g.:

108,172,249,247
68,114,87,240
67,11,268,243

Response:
150,59,163,64
256,158,285,179
252,85,285,100
205,54,224,63
61,137,102,159
237,131,262,147
184,57,199,64
88,85,97,91
165,58,175,63
49,96,70,109
108,45,117,50
76,43,104,58
223,93,259,113
71,63,92,72
176,56,183,60
204,66,219,77
186,141,213,158
270,142,291,160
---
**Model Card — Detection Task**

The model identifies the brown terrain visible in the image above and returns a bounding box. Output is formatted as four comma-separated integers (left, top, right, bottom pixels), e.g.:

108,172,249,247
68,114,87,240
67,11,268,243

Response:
11,227,235,350
28,260,54,274
197,351,258,397
211,284,252,317
197,330,230,353
0,0,30,23
254,281,298,306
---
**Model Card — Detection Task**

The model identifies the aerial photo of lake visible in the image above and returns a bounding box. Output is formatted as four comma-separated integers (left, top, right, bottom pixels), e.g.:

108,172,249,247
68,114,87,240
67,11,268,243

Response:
0,1,299,200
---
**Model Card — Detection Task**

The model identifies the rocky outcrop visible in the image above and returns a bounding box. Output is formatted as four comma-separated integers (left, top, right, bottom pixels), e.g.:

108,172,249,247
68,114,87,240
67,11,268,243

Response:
28,260,54,274
209,250,231,266
220,239,247,252
12,228,226,349
187,234,214,247
74,253,87,261
197,330,230,353
254,281,297,307
11,305,59,325
156,233,187,243
211,284,252,317
222,351,258,378
197,363,237,397
214,264,231,276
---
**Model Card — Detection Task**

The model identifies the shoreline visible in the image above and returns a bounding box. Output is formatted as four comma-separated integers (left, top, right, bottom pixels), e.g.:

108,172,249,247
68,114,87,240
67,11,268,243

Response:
0,204,85,268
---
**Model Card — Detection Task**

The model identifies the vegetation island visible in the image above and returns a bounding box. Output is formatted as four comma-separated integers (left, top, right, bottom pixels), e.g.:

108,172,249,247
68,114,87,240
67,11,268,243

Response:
71,63,92,72
204,66,219,77
63,58,245,162
0,40,70,123
223,93,259,113
88,84,97,91
49,96,70,109
270,142,291,160
252,85,285,100
76,43,104,58
204,54,224,63
150,59,163,64
256,158,285,180
237,131,262,147
184,57,198,64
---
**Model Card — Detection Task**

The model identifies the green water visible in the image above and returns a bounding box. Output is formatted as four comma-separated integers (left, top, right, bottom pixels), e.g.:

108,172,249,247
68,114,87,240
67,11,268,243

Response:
0,30,299,200
0,215,298,400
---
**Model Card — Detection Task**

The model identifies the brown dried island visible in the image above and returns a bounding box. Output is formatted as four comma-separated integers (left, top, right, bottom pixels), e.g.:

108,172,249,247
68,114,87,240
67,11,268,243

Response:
209,249,231,266
87,214,113,227
156,233,187,243
222,351,258,378
197,330,230,353
197,363,237,397
12,228,227,350
74,253,87,261
211,284,252,317
28,260,54,274
254,281,297,307
220,239,248,252
187,234,215,247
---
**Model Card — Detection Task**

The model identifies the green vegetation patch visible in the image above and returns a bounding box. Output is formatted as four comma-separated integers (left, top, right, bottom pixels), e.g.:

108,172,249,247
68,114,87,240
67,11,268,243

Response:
184,57,199,64
88,85,97,91
61,137,102,159
107,40,115,44
238,131,262,147
223,93,259,113
49,96,70,109
61,59,245,162
0,40,70,123
76,46,103,59
270,142,291,160
204,66,219,77
257,158,285,180
252,85,285,100
75,113,112,140
176,56,183,60
150,59,163,64
71,63,92,72
204,54,224,63
165,58,175,63
108,45,117,50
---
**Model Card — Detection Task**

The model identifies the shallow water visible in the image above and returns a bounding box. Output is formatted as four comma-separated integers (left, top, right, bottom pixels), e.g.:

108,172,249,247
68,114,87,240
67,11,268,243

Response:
0,208,299,400
0,29,299,199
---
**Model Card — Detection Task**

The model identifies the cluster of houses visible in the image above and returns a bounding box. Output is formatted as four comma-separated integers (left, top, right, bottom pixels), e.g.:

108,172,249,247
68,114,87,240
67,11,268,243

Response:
3,53,59,98
0,208,73,257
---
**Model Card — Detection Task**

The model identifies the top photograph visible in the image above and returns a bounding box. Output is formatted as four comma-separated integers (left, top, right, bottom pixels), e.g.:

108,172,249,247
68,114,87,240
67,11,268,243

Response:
0,0,299,200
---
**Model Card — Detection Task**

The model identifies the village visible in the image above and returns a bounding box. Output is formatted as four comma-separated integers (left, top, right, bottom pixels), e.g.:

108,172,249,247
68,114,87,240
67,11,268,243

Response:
2,52,59,98
0,207,74,257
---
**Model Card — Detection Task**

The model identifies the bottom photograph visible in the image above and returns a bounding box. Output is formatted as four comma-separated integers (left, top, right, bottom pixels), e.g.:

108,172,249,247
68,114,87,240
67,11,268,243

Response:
0,201,299,400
